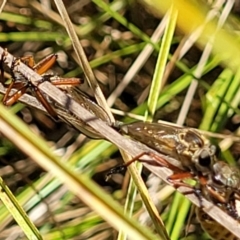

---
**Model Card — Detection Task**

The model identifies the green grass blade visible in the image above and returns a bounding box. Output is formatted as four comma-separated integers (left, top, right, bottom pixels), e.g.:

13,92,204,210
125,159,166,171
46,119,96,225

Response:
0,104,160,240
146,6,177,119
92,0,159,50
0,177,42,239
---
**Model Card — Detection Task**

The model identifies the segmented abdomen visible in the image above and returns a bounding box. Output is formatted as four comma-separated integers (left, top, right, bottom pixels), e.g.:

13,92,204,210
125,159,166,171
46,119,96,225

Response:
196,208,240,240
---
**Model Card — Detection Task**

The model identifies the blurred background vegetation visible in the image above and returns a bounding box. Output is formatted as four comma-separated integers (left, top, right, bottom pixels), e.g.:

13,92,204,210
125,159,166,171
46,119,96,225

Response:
0,0,240,239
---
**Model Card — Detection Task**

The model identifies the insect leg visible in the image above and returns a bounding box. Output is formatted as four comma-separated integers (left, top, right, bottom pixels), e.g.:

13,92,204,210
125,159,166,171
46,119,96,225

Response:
33,54,58,75
47,77,83,86
33,86,58,119
20,55,35,68
3,84,28,106
105,151,184,181
2,58,22,104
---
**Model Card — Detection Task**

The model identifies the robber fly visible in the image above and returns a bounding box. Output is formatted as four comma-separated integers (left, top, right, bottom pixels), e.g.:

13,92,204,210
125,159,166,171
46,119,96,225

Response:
119,122,218,174
106,122,240,217
115,121,240,236
107,121,218,180
106,121,218,202
0,50,112,138
106,121,240,239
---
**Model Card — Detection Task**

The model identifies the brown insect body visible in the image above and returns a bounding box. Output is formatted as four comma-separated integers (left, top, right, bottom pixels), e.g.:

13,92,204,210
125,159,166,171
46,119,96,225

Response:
0,50,112,138
196,207,240,240
205,161,240,208
0,52,81,119
213,161,240,190
117,122,240,219
120,122,217,174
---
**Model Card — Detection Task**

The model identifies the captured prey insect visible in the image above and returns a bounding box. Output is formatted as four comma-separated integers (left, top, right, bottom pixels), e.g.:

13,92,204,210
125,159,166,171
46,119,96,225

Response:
196,207,240,240
204,161,240,216
0,50,82,119
182,160,240,223
0,50,112,138
190,165,240,240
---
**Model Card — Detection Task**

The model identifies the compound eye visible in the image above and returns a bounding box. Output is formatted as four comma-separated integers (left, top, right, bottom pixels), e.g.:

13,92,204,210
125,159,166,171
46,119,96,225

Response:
211,144,220,157
198,150,212,167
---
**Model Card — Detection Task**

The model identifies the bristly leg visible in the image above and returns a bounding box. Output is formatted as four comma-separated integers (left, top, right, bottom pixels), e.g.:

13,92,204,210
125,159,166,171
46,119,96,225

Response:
105,151,185,181
105,150,240,219
2,58,26,105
